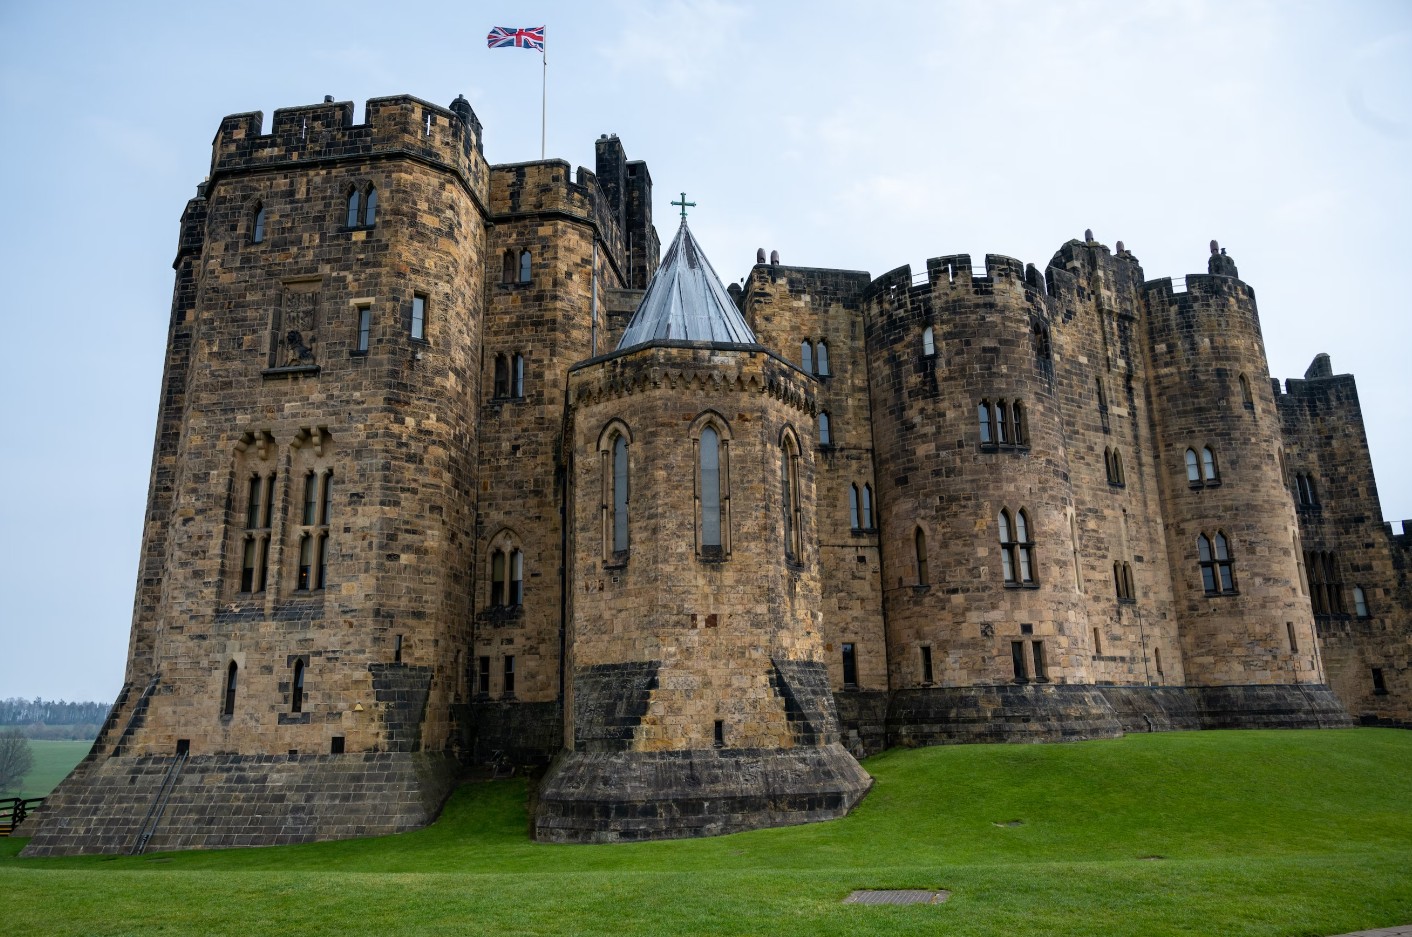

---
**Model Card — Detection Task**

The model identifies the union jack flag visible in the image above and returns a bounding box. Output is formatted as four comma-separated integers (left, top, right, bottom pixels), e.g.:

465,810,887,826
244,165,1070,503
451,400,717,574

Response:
487,26,545,51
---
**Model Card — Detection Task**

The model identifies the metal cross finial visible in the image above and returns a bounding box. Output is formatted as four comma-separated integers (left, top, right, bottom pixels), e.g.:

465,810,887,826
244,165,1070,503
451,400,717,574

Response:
671,191,696,221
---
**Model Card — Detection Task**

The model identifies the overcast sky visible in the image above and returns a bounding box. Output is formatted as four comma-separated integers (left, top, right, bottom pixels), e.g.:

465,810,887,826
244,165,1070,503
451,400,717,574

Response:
1,1,1407,703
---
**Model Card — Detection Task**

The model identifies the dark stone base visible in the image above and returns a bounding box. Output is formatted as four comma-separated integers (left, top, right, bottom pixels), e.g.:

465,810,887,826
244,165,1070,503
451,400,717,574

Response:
456,699,563,767
834,690,889,756
1189,683,1355,729
887,684,1126,746
532,743,871,843
19,750,459,857
880,683,1354,746
1099,685,1205,732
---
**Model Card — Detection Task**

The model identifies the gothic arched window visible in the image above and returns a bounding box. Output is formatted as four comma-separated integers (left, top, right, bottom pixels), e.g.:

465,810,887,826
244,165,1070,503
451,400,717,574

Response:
922,326,935,357
518,250,532,283
818,411,831,446
346,189,361,228
252,203,266,244
816,341,830,376
800,340,813,374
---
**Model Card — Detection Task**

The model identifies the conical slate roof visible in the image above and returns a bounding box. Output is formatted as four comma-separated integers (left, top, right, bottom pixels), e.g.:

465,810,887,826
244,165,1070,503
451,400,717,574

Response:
617,220,756,351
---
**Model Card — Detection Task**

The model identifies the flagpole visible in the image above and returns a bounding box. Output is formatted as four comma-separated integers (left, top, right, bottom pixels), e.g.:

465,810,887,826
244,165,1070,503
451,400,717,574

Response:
541,48,546,160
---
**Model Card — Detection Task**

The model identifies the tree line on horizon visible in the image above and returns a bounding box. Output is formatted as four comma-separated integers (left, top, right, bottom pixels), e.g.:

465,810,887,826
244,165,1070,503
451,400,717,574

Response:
0,697,109,740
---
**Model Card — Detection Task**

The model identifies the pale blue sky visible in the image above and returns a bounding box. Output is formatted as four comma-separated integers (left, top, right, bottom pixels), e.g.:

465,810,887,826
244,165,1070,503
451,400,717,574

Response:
1,0,1408,701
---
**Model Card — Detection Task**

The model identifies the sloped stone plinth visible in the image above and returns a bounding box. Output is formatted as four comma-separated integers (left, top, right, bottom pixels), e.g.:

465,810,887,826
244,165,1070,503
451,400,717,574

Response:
533,744,871,843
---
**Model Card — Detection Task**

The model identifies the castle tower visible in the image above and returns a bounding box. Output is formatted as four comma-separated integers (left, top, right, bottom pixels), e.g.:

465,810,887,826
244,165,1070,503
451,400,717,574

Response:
1142,246,1349,726
536,221,871,842
25,96,492,855
862,255,1123,743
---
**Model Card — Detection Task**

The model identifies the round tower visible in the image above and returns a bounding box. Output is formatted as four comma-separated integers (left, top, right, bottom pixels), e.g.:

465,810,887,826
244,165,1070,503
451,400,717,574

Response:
1143,246,1348,726
536,222,869,842
863,254,1119,744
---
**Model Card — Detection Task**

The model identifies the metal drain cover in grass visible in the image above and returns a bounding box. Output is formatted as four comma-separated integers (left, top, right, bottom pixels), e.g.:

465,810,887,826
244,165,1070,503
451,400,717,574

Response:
844,890,950,905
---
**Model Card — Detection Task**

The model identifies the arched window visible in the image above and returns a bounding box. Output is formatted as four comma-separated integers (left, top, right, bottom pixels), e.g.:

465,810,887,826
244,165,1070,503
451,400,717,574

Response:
1201,447,1219,483
509,549,524,605
849,484,861,530
816,341,830,376
818,411,831,446
252,203,266,244
1185,448,1201,483
800,340,813,374
240,467,276,594
1106,448,1125,486
363,185,377,226
291,659,305,713
490,549,506,607
493,354,509,397
922,326,935,357
1114,561,1134,601
1011,402,1028,446
999,509,1035,585
994,400,1009,444
512,353,525,397
1198,533,1236,595
978,401,993,445
502,250,516,284
346,189,361,228
1353,586,1369,618
861,483,874,530
915,528,929,585
698,425,724,554
611,432,629,554
781,432,802,561
518,249,532,283
1015,509,1034,583
1239,373,1252,408
223,661,238,716
998,510,1015,583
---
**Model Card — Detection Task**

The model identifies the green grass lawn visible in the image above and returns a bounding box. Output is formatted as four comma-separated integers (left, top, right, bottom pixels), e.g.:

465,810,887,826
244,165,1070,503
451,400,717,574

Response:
9,739,92,799
4,729,1410,936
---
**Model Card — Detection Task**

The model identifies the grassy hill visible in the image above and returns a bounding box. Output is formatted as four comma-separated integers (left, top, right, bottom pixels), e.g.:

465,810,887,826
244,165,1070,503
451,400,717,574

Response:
3,729,1410,936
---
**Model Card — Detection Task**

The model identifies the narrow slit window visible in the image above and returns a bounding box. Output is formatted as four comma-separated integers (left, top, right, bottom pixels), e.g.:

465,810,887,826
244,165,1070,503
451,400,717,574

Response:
920,645,934,684
1015,510,1034,583
223,661,238,716
978,401,993,445
363,186,377,226
1012,402,1027,446
411,293,427,341
781,437,801,561
818,411,831,446
1239,373,1252,407
346,189,361,228
841,642,858,688
252,204,266,244
915,528,929,585
995,400,1009,444
502,250,515,284
849,484,860,530
1286,622,1298,653
713,719,725,747
1011,641,1028,682
503,655,516,697
612,434,629,553
291,660,305,713
477,656,491,696
800,340,813,374
356,305,371,353
518,250,532,283
297,535,313,591
816,341,830,376
512,353,525,397
999,510,1016,583
1032,641,1048,681
922,326,935,357
861,484,874,530
1372,667,1387,694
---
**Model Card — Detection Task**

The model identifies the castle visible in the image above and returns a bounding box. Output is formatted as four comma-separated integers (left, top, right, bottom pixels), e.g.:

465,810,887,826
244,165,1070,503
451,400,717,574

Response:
22,94,1410,855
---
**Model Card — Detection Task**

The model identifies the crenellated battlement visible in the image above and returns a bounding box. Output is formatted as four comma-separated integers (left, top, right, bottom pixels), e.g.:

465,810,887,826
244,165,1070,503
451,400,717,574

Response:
1144,272,1254,303
211,95,485,190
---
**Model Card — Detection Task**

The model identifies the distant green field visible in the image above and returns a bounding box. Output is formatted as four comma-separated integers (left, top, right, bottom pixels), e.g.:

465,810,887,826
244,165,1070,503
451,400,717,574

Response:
3,729,1411,937
10,739,90,798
